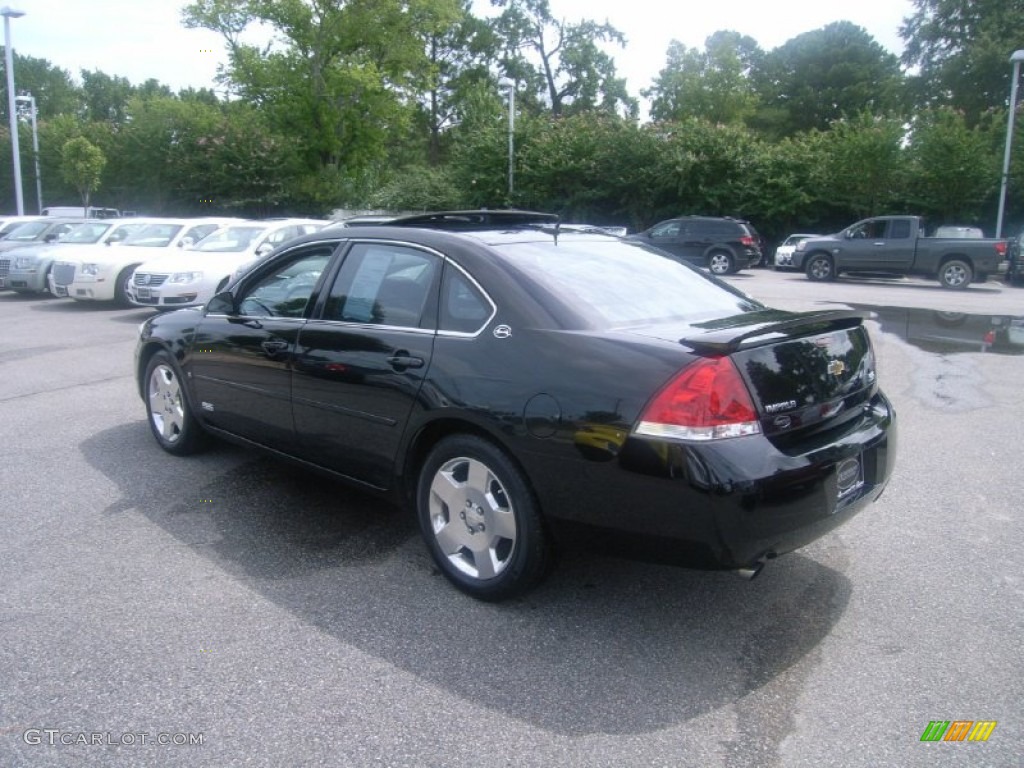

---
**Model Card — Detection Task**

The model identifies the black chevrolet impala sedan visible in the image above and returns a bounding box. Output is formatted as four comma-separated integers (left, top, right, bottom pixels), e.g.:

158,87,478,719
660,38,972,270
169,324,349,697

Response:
135,211,896,600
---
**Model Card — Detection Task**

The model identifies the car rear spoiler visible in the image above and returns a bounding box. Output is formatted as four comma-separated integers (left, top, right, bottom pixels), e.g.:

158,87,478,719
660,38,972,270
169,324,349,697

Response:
679,309,867,355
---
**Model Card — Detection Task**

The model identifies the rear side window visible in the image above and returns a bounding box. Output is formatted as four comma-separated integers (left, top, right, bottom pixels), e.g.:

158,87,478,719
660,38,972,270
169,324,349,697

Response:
440,266,493,334
494,240,761,327
888,220,912,239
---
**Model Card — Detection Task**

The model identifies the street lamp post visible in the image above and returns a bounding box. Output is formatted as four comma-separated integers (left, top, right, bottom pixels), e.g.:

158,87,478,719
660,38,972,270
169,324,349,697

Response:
498,78,515,198
995,49,1024,239
15,93,39,213
2,6,24,215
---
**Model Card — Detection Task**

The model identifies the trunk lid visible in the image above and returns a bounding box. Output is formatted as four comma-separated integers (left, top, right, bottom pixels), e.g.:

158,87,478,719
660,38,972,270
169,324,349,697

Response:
679,309,877,436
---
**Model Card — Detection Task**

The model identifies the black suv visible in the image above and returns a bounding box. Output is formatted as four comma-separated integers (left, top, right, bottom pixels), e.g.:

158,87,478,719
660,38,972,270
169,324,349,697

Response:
628,216,763,275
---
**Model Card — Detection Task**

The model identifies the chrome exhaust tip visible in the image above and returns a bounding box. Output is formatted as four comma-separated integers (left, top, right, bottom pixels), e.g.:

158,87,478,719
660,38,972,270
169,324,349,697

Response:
735,561,764,580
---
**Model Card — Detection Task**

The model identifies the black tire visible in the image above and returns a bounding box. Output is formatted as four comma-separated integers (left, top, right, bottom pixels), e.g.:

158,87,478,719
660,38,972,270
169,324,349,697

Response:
143,351,208,456
416,435,551,601
114,265,137,307
938,258,972,290
707,250,735,276
805,253,835,282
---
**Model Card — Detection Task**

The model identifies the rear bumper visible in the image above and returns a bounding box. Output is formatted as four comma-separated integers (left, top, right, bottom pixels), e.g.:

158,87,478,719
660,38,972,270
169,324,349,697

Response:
529,391,896,570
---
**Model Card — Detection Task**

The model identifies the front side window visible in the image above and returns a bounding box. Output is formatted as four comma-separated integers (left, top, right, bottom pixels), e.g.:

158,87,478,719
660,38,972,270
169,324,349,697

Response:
324,243,440,329
849,220,887,239
237,245,335,318
650,221,681,238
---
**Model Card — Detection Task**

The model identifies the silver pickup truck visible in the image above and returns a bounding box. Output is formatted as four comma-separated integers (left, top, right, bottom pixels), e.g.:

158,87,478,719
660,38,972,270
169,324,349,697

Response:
792,216,1010,289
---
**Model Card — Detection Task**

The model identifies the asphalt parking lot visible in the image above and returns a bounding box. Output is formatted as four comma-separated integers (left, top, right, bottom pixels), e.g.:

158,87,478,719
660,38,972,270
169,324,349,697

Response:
1,271,1021,767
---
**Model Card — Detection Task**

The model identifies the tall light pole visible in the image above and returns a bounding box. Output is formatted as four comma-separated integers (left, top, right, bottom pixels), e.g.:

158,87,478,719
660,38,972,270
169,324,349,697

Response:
498,78,515,198
15,93,39,212
2,5,25,215
996,49,1024,238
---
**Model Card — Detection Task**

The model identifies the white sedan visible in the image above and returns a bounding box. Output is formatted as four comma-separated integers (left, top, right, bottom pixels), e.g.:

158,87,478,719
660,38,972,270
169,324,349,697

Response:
773,234,819,270
128,219,328,310
51,218,242,306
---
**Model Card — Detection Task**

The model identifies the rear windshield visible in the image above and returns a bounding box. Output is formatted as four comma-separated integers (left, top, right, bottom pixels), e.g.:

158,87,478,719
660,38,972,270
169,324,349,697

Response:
493,239,762,327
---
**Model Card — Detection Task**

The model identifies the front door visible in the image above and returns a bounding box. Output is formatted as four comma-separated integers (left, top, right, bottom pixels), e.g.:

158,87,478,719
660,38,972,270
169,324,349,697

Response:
189,243,337,450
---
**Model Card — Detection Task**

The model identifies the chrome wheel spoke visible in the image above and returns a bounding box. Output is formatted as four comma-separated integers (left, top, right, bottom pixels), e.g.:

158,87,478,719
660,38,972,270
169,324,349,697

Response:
465,458,492,495
488,507,517,540
432,466,466,512
470,547,498,580
434,520,466,556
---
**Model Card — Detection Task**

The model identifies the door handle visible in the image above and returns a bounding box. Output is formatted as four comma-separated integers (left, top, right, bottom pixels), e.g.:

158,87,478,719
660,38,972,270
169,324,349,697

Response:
261,340,289,355
872,242,886,246
387,353,424,370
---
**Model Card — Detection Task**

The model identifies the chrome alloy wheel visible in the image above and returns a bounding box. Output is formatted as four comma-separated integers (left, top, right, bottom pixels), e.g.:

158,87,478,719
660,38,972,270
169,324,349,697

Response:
148,363,185,443
427,456,518,580
941,262,969,288
708,252,732,275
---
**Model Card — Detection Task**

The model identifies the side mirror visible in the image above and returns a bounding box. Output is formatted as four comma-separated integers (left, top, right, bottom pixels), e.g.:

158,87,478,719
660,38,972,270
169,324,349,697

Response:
178,237,194,249
255,242,273,257
205,291,236,315
44,233,58,242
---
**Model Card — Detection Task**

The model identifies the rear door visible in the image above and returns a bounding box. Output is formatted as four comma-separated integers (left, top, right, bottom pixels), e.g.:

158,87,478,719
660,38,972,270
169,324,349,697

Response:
290,240,441,489
876,218,916,270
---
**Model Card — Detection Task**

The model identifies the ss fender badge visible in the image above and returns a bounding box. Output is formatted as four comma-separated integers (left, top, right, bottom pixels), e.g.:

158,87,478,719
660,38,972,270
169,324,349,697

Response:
493,324,512,339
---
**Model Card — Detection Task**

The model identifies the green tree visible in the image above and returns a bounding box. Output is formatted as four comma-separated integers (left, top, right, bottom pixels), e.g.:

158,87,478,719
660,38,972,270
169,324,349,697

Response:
901,0,1024,120
60,136,106,209
81,70,135,123
0,50,82,118
491,0,636,118
184,0,461,206
751,22,906,137
416,0,500,166
904,107,998,222
810,112,909,219
645,32,762,126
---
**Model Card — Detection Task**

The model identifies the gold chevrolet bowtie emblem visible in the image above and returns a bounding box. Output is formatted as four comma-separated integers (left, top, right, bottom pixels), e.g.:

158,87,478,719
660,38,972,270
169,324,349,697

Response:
827,360,846,376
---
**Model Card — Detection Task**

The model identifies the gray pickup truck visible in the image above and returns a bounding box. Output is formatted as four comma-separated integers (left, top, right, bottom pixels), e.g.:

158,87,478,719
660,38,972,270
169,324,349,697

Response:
792,215,1010,289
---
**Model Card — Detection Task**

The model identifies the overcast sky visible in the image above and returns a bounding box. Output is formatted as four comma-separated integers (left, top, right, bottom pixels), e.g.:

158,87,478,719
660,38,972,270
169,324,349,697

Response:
8,0,916,100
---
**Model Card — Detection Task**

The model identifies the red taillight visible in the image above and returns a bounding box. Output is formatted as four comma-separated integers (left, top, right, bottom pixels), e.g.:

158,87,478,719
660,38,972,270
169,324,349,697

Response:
740,235,756,247
996,241,1008,256
635,357,762,441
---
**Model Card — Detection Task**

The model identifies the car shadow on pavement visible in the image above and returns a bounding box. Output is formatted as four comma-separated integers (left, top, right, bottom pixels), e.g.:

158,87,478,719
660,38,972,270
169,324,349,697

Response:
82,423,852,737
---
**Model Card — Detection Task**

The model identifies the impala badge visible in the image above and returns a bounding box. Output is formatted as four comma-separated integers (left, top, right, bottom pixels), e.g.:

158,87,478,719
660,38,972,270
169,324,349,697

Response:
493,324,512,339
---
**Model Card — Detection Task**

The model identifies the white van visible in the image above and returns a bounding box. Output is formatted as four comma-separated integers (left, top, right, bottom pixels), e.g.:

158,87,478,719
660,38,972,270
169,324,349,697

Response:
42,206,121,219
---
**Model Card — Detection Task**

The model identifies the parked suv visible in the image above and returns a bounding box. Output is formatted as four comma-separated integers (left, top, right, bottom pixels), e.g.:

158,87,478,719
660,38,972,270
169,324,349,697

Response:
627,216,762,275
